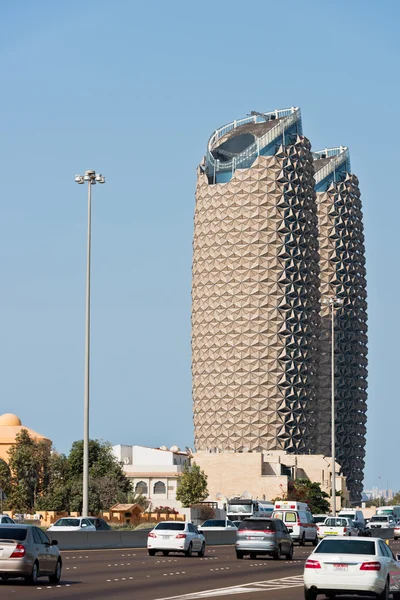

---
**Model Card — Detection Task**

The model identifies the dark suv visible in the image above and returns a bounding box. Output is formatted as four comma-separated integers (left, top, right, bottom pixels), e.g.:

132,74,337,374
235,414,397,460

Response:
235,518,293,560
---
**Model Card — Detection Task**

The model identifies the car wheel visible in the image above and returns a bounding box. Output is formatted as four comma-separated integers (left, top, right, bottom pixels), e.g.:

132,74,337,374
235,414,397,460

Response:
304,588,317,600
49,559,62,584
198,543,205,557
148,549,156,556
285,544,294,560
312,534,318,546
272,545,282,560
162,551,169,556
25,561,39,585
236,551,244,559
392,591,400,600
395,537,398,541
185,542,193,557
250,552,257,559
300,533,306,546
377,578,389,600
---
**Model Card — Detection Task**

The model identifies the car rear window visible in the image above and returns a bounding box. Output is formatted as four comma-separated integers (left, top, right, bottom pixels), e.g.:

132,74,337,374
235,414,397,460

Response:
371,516,389,522
54,518,80,527
201,520,225,527
324,518,347,527
313,516,328,524
315,539,376,555
155,523,185,531
238,520,276,531
0,527,28,541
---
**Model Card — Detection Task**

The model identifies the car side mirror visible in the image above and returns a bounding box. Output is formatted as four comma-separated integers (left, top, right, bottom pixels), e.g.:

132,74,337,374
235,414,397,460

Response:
287,527,293,533
397,553,400,562
81,524,87,528
51,540,58,546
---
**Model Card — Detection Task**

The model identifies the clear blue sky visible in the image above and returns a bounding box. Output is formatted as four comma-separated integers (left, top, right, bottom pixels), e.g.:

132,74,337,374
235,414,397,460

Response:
1,0,399,492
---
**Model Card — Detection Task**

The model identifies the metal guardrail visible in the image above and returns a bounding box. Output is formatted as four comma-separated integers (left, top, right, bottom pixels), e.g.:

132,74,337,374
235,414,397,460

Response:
313,146,350,184
206,107,301,175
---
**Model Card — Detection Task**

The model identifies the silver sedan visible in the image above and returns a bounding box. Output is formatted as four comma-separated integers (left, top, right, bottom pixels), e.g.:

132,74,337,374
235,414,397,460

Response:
0,524,61,584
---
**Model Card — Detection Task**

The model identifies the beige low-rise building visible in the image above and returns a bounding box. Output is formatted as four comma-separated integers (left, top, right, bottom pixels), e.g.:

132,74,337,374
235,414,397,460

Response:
0,413,50,462
112,444,191,511
194,450,349,510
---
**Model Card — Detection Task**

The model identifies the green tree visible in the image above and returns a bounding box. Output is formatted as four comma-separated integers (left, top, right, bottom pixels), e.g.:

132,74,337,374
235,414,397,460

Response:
35,453,71,512
275,479,330,514
366,497,386,508
65,439,132,513
7,429,52,511
0,459,11,497
176,462,208,508
392,492,400,505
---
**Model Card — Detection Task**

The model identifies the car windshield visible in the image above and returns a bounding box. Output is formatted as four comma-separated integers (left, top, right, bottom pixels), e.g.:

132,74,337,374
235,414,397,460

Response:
324,518,348,527
238,520,275,531
0,527,27,541
155,523,185,531
228,504,252,514
201,520,227,527
339,513,355,520
371,516,389,522
54,518,81,527
315,539,376,555
313,516,328,524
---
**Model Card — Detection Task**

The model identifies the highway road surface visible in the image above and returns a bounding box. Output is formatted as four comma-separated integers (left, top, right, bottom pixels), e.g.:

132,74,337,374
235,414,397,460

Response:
1,540,399,600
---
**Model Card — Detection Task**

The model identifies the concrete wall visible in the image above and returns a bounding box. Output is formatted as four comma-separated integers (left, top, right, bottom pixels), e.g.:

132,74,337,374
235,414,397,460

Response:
45,528,394,551
194,452,288,501
46,529,238,550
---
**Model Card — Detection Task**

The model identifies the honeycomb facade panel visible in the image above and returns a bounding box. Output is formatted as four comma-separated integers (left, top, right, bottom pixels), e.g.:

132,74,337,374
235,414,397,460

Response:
316,172,368,502
192,130,320,454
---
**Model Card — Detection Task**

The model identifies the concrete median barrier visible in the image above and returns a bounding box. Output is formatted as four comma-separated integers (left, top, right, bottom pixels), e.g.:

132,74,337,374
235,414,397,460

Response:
369,529,394,541
47,531,91,550
46,528,238,551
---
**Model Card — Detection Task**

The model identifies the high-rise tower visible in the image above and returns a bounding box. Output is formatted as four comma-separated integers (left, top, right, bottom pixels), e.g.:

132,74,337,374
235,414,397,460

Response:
313,148,368,502
192,108,321,454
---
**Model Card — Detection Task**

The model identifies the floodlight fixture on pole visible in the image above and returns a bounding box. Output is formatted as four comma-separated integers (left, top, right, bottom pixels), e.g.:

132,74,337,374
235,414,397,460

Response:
74,169,105,517
323,295,344,517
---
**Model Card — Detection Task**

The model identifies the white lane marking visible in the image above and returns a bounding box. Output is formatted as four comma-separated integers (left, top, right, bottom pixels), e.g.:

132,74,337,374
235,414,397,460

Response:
154,575,304,600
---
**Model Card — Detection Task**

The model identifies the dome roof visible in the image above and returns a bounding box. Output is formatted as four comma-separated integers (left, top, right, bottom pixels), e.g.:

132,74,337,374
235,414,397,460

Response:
0,413,22,426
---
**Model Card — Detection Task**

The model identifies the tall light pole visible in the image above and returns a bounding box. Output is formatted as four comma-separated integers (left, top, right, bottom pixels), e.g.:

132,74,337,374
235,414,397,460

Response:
75,170,105,516
324,295,343,517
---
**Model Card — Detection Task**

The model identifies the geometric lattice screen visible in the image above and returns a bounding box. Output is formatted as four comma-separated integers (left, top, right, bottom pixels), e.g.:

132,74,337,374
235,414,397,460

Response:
193,138,320,455
192,115,367,503
316,173,368,502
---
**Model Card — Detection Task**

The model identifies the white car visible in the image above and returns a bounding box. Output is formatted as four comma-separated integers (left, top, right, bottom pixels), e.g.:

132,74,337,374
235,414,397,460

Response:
367,515,397,530
304,536,400,600
198,519,237,531
317,517,358,539
0,515,16,524
147,521,205,557
47,517,96,532
395,524,400,541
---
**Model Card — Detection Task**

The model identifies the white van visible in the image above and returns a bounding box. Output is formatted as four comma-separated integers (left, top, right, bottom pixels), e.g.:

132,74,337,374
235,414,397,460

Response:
338,508,365,526
376,506,400,522
272,501,318,546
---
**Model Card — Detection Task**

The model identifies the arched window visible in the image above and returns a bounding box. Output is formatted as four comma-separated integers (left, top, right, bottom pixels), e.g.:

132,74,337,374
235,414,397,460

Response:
135,481,148,495
153,481,166,495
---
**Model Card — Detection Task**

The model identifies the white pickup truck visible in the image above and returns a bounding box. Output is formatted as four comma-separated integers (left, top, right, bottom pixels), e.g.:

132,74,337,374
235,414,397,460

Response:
317,517,358,539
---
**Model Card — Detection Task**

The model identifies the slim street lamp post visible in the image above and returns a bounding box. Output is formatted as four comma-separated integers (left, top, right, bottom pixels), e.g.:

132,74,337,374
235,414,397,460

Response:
324,295,343,517
75,170,105,517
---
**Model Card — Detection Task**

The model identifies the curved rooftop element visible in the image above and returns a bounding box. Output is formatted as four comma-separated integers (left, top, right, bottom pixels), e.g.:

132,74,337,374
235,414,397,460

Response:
205,107,302,182
0,413,22,426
